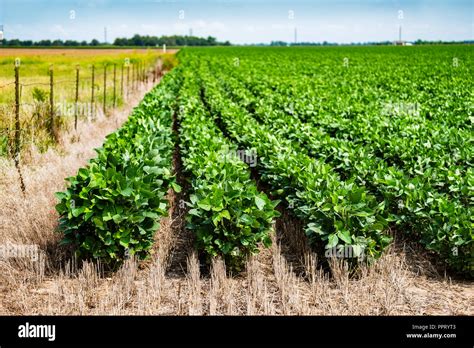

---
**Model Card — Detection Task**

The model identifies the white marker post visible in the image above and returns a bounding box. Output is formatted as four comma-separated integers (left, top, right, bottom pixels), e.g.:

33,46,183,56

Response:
163,44,166,53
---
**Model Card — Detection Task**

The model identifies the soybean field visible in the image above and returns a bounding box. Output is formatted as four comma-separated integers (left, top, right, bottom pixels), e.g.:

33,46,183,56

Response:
58,45,473,275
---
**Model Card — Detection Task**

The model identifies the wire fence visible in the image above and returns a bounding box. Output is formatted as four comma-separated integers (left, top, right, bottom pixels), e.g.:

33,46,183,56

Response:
0,58,164,193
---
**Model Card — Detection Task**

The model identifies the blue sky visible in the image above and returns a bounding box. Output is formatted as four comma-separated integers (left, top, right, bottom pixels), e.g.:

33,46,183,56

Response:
0,0,472,43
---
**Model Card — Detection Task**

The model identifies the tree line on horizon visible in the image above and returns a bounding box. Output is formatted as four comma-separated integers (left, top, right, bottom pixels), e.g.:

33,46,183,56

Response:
268,39,474,46
0,34,471,47
0,34,231,47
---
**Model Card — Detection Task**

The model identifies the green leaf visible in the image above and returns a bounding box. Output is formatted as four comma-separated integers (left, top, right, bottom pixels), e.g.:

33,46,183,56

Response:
112,214,124,223
78,168,89,179
121,187,133,197
352,244,364,257
255,196,266,210
326,234,339,249
143,211,159,219
171,182,182,193
54,192,67,201
197,200,212,211
120,235,130,248
337,230,352,244
72,206,85,217
188,208,201,216
220,209,231,220
306,223,323,235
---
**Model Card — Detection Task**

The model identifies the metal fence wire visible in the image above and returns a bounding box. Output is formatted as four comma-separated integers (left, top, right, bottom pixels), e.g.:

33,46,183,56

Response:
0,58,163,193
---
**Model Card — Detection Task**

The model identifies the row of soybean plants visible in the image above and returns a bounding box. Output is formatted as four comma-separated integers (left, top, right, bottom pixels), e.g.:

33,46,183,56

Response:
176,65,278,270
56,73,180,264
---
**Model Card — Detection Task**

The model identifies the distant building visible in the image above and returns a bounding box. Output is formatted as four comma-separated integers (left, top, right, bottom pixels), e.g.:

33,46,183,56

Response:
393,40,413,46
392,25,413,45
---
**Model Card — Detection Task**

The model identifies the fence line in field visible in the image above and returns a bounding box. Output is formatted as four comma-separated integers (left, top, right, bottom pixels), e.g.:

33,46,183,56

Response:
0,58,164,193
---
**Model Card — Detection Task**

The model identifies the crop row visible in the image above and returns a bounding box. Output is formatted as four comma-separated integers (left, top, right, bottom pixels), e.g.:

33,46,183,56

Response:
56,73,180,264
176,65,278,270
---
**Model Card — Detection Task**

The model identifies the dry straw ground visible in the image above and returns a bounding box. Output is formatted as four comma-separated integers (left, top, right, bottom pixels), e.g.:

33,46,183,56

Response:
0,76,472,316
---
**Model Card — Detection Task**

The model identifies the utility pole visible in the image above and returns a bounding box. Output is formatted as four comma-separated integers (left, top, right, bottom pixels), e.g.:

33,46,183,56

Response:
294,27,297,44
189,28,193,36
104,26,107,44
399,25,402,43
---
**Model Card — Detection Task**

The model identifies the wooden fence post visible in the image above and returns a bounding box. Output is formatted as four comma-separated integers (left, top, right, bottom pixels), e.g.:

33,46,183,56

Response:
132,63,136,91
14,64,21,157
74,65,79,130
120,63,124,100
91,65,95,120
14,62,25,193
49,65,55,140
113,63,117,108
103,64,107,115
127,64,130,100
